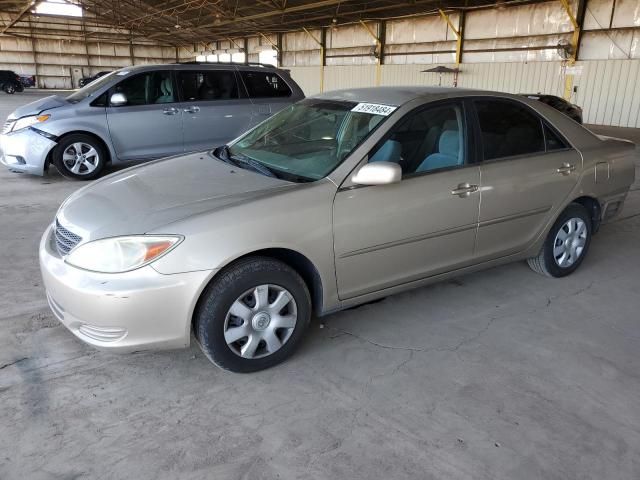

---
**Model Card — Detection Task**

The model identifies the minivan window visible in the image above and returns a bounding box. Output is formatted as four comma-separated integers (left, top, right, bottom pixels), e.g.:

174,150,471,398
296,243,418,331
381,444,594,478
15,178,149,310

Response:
67,71,116,103
240,71,291,98
475,100,545,161
178,70,239,101
112,71,174,106
228,99,388,181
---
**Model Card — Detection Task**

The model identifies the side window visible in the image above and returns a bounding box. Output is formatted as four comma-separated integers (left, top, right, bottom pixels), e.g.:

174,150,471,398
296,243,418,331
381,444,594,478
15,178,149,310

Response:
544,124,568,151
113,71,174,106
178,70,239,101
475,100,545,160
240,71,292,98
367,104,465,175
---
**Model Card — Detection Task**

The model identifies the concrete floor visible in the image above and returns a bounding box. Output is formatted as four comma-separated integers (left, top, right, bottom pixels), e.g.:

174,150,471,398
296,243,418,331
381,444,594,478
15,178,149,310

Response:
1,91,639,480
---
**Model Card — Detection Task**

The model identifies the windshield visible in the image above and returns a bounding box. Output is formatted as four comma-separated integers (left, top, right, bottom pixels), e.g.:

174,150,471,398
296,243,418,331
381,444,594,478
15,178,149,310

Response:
228,99,392,181
66,71,117,103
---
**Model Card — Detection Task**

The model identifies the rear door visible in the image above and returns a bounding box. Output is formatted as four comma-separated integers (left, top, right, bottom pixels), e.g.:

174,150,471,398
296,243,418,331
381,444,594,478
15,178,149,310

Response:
239,70,295,126
105,69,183,160
177,68,253,150
473,98,581,261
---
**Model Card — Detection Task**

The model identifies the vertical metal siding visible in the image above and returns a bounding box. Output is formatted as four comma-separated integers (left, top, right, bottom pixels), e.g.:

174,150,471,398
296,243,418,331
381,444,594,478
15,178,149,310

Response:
289,59,640,127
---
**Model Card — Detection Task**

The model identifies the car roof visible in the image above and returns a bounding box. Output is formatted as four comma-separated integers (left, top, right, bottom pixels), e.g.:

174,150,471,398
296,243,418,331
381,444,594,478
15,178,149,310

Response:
312,86,525,107
113,63,286,74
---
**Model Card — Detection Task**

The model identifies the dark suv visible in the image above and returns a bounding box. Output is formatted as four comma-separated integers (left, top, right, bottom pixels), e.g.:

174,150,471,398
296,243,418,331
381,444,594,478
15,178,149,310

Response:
78,71,112,87
0,70,24,94
520,94,583,123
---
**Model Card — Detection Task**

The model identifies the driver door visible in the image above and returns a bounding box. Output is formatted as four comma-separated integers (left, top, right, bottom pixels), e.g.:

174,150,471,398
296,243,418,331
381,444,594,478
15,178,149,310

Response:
106,70,184,160
333,101,481,299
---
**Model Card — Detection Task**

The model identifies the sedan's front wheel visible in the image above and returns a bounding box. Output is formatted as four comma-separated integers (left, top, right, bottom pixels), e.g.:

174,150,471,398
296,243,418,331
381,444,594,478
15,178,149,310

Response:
527,203,592,277
194,257,311,372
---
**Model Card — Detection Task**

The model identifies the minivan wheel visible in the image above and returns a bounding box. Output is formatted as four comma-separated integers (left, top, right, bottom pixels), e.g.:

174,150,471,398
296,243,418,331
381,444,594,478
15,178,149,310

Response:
52,134,106,180
194,257,311,373
4,83,15,94
527,203,592,277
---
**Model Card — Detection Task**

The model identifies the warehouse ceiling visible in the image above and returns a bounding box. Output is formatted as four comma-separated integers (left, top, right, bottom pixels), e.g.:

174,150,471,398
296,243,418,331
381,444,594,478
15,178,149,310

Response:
1,0,543,45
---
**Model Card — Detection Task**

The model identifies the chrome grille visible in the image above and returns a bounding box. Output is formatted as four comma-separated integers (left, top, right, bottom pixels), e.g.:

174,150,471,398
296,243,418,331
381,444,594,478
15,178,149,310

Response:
2,120,14,134
54,220,82,256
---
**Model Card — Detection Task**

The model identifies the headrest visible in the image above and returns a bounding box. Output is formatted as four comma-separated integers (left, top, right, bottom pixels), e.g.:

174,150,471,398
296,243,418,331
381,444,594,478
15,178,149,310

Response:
369,139,401,163
439,130,459,157
161,78,172,95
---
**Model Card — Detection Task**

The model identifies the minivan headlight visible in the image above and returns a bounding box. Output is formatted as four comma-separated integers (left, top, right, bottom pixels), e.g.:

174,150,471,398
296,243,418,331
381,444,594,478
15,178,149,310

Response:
65,235,182,273
12,114,50,132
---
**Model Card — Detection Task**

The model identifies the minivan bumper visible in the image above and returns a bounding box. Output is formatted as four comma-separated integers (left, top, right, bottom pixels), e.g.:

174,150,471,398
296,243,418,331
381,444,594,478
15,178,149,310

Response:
0,128,56,175
39,224,213,352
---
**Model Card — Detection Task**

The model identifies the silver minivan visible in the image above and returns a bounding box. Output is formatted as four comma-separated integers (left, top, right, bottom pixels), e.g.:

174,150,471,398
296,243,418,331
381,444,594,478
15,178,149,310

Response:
0,63,304,179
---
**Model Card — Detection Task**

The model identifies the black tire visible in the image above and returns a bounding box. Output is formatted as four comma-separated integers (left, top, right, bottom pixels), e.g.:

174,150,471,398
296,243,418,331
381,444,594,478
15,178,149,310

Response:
527,203,592,277
3,83,15,94
52,133,106,180
194,257,311,373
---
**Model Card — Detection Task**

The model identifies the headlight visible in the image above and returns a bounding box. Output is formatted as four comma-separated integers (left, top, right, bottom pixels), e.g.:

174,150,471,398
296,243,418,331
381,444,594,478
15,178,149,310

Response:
65,235,182,273
12,114,50,132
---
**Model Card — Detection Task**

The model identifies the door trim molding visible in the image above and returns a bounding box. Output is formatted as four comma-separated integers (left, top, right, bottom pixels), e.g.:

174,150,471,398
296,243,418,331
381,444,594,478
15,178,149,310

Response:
339,222,477,259
478,206,551,228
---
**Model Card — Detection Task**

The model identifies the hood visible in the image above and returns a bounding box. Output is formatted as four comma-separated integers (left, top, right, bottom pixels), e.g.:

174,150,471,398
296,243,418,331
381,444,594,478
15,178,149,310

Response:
9,95,69,120
57,152,294,240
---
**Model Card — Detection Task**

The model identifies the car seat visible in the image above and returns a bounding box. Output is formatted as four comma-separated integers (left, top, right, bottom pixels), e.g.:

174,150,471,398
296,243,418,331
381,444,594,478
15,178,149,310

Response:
416,130,462,172
369,139,401,163
199,75,217,100
156,78,174,103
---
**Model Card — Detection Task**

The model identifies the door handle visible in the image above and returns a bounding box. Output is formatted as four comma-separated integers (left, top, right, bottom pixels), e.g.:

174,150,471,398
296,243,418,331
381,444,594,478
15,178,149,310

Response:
557,163,576,175
183,105,200,114
163,107,180,115
451,183,479,198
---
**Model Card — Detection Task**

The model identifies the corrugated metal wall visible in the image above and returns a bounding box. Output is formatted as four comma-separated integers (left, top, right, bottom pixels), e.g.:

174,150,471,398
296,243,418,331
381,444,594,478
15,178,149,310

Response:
0,13,191,89
284,0,640,127
289,58,640,127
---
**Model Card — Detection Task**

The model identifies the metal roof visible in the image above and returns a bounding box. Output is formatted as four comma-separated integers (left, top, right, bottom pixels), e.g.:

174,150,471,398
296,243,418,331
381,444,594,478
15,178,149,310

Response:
0,1,542,45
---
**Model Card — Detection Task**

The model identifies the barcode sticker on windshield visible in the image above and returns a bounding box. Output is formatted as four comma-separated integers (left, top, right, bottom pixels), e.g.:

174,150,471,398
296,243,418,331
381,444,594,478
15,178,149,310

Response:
351,103,397,116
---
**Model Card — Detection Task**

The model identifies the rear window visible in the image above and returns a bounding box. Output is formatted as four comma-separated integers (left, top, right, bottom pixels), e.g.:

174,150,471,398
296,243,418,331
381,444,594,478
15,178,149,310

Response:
240,71,291,98
544,124,569,151
475,100,545,161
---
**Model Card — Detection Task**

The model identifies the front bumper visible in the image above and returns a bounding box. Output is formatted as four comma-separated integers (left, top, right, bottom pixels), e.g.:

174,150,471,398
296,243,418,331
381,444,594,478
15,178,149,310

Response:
0,128,57,175
39,224,213,352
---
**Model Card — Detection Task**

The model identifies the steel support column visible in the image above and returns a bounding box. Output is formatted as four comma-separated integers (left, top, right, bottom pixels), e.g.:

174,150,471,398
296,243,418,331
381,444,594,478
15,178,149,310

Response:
303,27,324,92
560,0,586,100
359,20,383,86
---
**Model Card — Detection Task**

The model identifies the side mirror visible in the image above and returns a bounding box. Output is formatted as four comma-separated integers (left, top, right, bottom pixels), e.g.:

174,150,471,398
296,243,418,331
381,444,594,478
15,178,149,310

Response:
109,92,127,107
352,162,402,186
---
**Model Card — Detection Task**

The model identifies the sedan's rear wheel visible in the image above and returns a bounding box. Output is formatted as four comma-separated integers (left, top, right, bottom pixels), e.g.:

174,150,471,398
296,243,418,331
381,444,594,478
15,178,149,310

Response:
527,203,592,277
194,257,311,372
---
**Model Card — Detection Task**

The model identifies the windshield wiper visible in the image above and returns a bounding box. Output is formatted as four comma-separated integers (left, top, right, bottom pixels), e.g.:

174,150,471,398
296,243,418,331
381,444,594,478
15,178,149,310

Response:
230,152,279,179
213,145,279,179
212,145,241,168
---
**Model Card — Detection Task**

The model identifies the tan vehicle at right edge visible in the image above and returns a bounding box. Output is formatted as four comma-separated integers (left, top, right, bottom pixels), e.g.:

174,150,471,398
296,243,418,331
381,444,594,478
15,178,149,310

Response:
40,87,637,372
